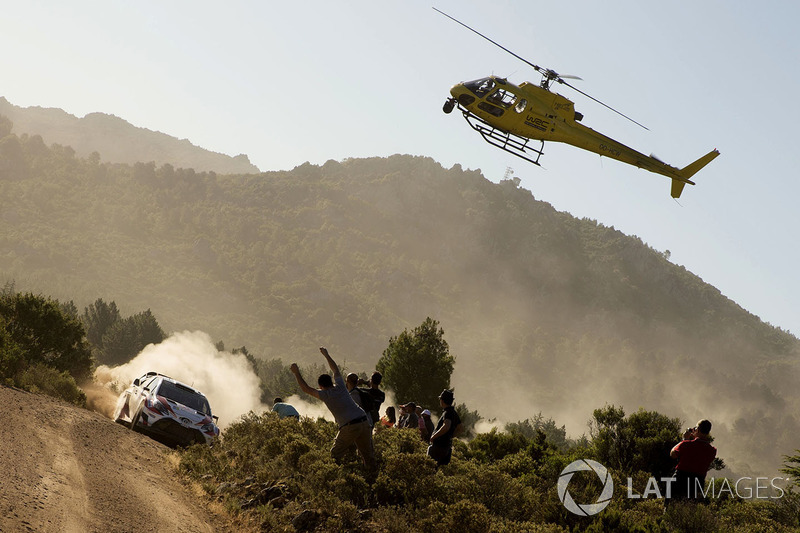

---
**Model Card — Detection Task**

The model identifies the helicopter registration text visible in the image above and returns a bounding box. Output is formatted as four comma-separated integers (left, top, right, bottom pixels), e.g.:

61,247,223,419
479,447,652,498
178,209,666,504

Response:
599,143,621,157
525,116,549,132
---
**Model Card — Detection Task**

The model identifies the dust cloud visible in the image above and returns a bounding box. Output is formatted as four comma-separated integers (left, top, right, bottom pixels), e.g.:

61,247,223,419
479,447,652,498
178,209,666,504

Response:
91,330,266,428
88,334,404,430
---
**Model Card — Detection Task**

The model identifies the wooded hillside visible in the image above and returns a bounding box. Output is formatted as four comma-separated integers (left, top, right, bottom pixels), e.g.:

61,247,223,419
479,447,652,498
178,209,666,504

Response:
0,97,259,174
0,114,797,475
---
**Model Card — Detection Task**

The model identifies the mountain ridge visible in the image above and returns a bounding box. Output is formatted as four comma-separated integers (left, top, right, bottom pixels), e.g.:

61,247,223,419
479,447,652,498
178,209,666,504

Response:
0,96,259,174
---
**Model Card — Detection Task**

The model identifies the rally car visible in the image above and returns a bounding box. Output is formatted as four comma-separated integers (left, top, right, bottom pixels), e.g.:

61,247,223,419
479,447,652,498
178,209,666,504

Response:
113,372,219,446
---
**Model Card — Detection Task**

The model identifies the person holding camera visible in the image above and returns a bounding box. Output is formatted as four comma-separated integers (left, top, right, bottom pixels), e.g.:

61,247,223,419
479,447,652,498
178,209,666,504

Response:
668,419,717,503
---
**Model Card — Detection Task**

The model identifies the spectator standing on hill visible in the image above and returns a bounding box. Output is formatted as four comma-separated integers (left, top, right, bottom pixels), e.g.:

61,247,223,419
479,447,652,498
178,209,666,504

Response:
419,409,434,443
346,373,374,427
397,402,418,429
427,389,461,466
290,347,376,471
397,403,408,427
359,371,385,431
668,419,717,503
271,397,300,419
380,406,396,428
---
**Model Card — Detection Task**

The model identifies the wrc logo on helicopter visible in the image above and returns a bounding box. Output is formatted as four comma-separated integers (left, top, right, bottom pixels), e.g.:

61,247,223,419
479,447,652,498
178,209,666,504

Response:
525,116,549,132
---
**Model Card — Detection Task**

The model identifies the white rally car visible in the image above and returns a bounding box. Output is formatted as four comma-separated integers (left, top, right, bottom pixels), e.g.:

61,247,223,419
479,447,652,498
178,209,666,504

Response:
113,372,219,446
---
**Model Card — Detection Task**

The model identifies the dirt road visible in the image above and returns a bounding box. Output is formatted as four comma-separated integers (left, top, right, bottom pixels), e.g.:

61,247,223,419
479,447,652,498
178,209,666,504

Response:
0,385,239,533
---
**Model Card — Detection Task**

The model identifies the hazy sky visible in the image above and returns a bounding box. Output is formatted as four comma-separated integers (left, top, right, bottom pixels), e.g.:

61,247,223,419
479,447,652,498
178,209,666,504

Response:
3,1,800,335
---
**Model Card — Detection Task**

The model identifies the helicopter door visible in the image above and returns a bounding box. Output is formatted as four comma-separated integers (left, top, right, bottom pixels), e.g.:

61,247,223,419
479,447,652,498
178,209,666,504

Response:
486,88,516,108
479,88,519,117
478,101,504,117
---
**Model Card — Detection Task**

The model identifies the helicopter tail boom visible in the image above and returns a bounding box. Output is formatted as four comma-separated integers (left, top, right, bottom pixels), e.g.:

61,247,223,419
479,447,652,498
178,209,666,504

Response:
670,149,720,198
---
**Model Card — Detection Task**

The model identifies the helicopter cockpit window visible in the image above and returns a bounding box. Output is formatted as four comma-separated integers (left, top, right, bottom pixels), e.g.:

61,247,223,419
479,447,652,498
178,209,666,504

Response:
486,89,516,109
515,98,527,113
464,77,496,98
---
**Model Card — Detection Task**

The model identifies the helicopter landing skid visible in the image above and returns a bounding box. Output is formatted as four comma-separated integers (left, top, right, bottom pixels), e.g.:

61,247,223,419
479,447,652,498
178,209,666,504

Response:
460,107,544,166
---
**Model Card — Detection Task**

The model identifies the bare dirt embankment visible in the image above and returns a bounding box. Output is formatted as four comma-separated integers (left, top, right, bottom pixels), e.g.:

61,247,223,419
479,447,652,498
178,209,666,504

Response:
0,385,243,533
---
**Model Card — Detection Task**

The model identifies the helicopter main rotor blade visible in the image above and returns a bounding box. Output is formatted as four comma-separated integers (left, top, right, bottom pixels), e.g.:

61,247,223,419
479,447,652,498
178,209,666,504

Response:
558,79,649,130
432,7,546,76
434,7,649,131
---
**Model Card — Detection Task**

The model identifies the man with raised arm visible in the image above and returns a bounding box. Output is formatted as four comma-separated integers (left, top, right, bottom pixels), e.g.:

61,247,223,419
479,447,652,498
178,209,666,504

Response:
290,347,376,471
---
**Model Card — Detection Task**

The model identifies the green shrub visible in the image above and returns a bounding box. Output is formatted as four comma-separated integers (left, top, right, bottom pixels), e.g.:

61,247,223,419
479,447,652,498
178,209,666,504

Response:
374,426,428,459
717,497,799,532
467,428,530,463
373,452,438,506
662,501,718,533
0,321,25,382
442,500,492,533
16,363,86,406
175,408,800,533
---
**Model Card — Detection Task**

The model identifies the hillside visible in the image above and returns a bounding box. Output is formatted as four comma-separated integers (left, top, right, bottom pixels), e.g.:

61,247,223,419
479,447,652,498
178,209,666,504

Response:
0,97,259,174
0,116,798,476
0,385,242,532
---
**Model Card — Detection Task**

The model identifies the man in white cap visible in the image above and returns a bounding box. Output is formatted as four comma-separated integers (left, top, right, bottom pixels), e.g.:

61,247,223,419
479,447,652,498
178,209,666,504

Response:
419,408,434,443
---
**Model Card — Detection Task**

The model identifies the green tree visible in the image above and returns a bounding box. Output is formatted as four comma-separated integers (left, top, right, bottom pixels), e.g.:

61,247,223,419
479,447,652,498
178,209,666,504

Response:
99,309,165,366
0,291,93,380
376,317,455,411
0,134,27,178
82,298,121,348
455,402,482,438
0,115,12,138
0,316,25,382
781,451,800,486
246,354,303,404
506,413,572,451
590,405,690,479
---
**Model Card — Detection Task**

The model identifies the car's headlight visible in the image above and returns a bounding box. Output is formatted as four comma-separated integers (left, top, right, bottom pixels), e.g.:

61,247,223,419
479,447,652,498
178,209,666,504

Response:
146,397,169,415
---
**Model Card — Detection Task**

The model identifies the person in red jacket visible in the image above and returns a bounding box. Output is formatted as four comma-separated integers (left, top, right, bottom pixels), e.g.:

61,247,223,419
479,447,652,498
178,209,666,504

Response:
669,419,717,503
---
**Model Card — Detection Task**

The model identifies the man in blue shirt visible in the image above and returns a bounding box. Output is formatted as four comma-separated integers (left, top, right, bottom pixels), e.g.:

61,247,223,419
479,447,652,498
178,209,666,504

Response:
271,397,300,419
290,347,376,471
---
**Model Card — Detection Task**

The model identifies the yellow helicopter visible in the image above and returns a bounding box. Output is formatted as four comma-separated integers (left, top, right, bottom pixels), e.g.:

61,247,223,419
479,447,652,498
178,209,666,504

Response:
436,8,719,198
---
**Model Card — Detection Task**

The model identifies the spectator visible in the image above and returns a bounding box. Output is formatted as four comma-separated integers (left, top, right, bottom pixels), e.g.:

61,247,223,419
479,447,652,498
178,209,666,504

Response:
668,419,717,503
419,409,434,443
427,390,461,466
380,406,396,428
346,372,374,427
397,402,418,430
290,347,376,471
271,397,300,419
359,371,385,431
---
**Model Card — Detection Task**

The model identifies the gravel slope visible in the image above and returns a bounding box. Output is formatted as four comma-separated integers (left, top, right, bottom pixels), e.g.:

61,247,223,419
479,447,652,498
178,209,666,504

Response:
0,385,239,533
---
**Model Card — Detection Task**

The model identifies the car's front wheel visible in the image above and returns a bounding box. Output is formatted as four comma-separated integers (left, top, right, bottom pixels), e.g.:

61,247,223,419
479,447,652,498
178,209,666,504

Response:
129,402,144,430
